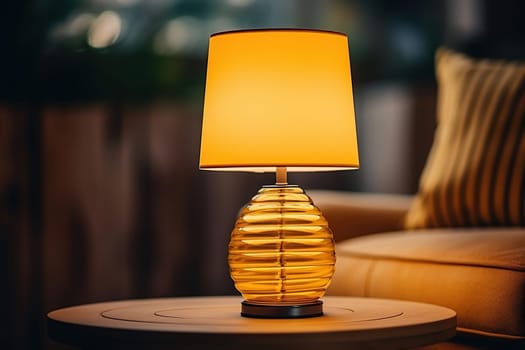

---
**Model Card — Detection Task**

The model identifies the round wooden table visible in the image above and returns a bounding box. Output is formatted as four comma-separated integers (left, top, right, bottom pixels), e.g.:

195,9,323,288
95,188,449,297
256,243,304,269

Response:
47,296,456,350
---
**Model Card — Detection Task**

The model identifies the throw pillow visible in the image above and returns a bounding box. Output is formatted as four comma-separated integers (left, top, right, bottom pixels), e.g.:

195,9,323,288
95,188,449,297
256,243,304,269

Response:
405,48,525,228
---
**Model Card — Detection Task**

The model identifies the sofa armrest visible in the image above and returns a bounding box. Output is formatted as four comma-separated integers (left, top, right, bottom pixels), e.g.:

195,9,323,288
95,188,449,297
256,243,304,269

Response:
308,190,414,242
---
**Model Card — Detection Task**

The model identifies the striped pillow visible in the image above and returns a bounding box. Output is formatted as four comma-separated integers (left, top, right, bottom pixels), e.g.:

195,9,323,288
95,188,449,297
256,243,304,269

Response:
405,48,525,229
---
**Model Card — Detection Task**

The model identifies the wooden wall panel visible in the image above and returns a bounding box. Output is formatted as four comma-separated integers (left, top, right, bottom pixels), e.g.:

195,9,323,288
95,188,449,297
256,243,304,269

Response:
0,104,214,349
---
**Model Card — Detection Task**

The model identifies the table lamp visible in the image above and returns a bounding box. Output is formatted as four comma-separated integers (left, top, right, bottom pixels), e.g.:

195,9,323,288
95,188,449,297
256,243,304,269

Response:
200,29,359,318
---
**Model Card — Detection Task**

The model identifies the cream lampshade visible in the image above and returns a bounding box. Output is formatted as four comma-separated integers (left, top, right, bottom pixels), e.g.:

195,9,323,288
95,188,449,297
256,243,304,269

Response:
200,29,359,318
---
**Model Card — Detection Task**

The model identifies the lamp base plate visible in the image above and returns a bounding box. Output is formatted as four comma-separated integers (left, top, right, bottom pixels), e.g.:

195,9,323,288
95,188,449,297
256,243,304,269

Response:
241,300,323,318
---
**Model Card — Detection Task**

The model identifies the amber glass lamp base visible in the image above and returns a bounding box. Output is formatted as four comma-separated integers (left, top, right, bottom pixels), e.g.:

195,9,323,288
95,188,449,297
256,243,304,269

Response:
228,183,336,318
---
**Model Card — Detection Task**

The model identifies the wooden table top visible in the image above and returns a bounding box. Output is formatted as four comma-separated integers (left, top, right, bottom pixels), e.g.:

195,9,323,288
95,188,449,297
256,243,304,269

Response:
47,296,456,350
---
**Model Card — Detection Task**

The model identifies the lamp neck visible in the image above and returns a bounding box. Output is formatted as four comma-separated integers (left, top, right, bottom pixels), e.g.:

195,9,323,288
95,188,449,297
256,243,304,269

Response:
275,167,288,185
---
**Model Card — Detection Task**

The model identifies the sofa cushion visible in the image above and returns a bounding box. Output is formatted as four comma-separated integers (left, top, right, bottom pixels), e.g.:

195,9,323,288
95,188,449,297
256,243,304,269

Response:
405,48,525,228
328,229,525,341
309,190,413,242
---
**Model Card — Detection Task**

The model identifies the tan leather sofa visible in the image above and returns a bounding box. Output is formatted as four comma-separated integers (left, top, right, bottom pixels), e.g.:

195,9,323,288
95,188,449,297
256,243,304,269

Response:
309,190,525,350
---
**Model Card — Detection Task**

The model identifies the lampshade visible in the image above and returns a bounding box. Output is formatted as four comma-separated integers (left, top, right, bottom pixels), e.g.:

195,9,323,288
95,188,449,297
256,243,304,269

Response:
200,29,359,172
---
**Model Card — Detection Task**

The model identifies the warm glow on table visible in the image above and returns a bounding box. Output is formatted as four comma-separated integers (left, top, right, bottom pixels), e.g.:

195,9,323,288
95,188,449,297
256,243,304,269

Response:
47,296,456,349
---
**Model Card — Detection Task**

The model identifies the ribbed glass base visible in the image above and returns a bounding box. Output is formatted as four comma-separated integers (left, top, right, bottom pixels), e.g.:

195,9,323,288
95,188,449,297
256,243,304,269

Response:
228,184,335,314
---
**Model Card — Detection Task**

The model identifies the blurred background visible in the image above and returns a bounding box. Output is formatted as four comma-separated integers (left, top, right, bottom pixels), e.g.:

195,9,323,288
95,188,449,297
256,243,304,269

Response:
1,0,524,349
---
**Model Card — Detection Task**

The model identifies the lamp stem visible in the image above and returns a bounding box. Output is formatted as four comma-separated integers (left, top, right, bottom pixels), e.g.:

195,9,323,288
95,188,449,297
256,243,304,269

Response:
276,167,288,185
